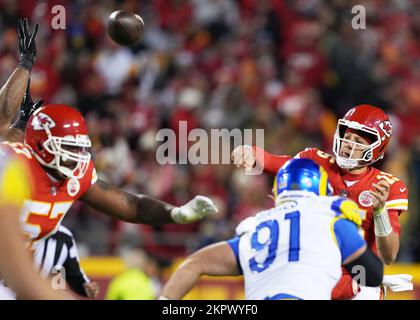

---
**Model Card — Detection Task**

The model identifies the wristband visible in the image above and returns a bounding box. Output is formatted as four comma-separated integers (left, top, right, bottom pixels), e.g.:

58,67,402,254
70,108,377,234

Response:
373,207,393,237
11,118,27,132
18,55,34,71
170,207,185,224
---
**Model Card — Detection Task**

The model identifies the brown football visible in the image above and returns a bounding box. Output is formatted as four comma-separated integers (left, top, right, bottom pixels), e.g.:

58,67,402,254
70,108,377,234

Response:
107,10,144,46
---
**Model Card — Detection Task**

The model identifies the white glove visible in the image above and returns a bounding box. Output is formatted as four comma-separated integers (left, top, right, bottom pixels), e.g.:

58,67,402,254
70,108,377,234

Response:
231,145,256,172
382,274,413,292
236,216,257,236
171,195,218,224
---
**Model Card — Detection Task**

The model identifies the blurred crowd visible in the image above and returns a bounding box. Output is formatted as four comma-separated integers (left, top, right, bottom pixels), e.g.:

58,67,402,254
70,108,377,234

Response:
0,0,419,266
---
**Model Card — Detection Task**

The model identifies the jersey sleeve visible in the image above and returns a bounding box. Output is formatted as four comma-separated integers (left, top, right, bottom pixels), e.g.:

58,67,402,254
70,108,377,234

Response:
226,237,243,275
294,147,318,159
253,146,292,176
252,147,332,176
80,160,98,195
62,229,90,297
295,148,336,169
91,166,98,185
385,179,408,236
386,179,408,212
333,218,366,262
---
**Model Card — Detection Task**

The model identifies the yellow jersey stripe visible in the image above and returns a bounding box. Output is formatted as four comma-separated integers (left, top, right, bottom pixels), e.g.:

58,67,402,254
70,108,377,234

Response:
319,166,328,196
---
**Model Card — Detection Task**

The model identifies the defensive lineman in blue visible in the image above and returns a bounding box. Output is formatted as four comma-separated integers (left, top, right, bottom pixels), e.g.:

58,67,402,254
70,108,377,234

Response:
159,159,384,300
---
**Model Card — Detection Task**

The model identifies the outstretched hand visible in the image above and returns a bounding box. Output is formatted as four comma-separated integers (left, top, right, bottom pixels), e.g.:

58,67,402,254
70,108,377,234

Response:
171,195,218,224
17,18,39,71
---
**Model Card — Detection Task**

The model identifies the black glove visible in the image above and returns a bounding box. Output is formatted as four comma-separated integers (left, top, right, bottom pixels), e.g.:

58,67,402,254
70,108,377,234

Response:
17,18,39,71
12,79,43,131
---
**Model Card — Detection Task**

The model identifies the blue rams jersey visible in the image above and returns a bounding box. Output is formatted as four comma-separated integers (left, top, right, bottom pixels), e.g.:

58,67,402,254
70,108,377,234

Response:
228,191,366,300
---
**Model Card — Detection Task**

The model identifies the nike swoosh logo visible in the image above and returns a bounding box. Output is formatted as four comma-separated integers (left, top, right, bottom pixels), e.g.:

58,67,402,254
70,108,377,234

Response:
400,187,407,192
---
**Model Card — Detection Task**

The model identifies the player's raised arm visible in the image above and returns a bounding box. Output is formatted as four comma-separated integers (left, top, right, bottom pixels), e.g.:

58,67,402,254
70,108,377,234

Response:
159,242,240,300
80,179,218,225
5,79,43,143
231,145,292,175
370,180,403,265
0,19,38,137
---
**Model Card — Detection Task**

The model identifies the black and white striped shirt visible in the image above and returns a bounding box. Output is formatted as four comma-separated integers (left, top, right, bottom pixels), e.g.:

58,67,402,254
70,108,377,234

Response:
33,225,90,297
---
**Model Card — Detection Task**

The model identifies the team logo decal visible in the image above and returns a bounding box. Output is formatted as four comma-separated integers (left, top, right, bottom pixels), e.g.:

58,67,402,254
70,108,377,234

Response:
67,178,80,197
31,113,56,130
379,121,392,138
358,190,373,207
301,177,313,188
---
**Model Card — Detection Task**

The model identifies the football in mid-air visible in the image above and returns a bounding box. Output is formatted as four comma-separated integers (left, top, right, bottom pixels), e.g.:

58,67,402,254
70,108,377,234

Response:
107,10,144,46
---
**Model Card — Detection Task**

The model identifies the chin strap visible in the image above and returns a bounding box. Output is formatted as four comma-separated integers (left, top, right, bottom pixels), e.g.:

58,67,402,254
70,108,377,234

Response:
336,157,359,169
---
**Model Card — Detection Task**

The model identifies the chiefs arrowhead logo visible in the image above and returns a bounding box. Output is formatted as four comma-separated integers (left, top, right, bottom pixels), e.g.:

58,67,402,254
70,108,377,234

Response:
31,113,56,130
379,121,392,138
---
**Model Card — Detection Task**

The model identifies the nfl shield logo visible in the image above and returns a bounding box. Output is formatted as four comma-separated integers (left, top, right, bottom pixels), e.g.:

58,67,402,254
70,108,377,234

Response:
339,189,348,197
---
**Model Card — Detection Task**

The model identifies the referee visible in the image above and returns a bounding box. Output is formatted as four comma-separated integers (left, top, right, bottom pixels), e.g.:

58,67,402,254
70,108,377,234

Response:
33,225,100,298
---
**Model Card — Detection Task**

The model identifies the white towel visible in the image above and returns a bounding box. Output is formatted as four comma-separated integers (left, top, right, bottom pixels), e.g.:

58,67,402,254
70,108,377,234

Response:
382,274,413,292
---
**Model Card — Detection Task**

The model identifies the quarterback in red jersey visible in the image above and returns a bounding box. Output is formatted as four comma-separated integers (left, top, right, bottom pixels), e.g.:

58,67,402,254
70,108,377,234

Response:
2,104,218,249
232,104,408,300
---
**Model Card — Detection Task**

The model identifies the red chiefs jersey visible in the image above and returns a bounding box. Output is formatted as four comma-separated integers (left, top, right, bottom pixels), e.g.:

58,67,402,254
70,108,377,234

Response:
255,146,408,251
296,148,407,246
1,142,98,246
255,146,408,299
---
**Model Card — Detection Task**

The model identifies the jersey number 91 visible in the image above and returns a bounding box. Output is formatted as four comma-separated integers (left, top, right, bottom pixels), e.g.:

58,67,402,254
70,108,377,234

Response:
249,211,300,273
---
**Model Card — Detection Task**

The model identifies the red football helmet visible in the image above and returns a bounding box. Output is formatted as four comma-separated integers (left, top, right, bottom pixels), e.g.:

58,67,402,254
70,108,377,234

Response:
25,104,92,179
333,104,392,169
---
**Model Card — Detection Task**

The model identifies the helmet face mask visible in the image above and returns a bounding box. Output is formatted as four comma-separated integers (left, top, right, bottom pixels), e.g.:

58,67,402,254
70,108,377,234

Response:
332,105,392,170
333,119,382,169
40,130,91,179
25,104,92,180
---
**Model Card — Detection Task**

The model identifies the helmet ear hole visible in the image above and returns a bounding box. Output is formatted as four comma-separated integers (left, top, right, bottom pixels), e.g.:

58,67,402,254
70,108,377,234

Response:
37,143,44,151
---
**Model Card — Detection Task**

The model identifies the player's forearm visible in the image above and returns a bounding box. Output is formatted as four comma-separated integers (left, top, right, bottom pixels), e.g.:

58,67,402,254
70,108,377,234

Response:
161,242,239,299
82,180,176,225
4,127,25,143
66,275,88,297
253,146,291,176
64,258,89,297
16,271,72,300
373,207,400,264
161,260,203,299
128,193,176,224
0,68,30,136
376,231,399,265
96,192,175,225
